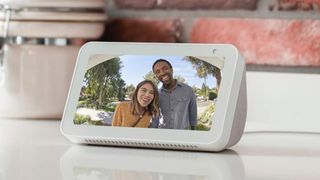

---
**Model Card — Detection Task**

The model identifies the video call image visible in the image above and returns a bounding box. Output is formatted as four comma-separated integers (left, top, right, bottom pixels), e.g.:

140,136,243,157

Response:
74,55,222,131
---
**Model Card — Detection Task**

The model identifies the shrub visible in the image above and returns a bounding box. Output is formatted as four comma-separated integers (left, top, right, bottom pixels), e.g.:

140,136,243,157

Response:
88,120,104,126
74,114,91,124
195,124,210,131
208,91,217,100
102,103,117,112
198,104,215,124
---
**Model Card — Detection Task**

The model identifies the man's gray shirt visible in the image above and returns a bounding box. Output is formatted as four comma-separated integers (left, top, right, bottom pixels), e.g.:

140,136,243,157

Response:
159,81,197,129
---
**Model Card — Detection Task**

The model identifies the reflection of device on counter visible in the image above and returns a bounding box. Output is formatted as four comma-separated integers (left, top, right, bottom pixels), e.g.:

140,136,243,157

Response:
60,146,245,180
0,0,107,119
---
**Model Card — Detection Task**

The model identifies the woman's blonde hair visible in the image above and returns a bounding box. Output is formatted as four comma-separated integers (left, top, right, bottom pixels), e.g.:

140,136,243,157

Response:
131,80,160,118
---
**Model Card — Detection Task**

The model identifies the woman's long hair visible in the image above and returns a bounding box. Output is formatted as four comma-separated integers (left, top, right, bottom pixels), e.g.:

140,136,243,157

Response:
131,80,160,118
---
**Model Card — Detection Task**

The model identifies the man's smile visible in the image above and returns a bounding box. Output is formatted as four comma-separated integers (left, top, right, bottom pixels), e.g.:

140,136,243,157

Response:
160,74,170,82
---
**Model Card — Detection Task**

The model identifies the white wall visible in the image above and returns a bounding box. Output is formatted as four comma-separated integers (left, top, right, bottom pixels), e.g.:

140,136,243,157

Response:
245,72,320,132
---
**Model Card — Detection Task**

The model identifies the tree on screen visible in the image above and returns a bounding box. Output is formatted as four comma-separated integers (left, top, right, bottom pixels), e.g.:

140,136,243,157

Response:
184,56,221,91
174,75,186,84
125,84,135,100
143,71,160,86
81,57,125,110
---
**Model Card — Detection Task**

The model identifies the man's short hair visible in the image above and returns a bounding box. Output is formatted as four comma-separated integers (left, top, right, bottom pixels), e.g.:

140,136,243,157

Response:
152,59,172,72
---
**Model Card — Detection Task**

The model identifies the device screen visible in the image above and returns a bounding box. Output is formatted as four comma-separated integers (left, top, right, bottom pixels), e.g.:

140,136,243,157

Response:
73,55,222,131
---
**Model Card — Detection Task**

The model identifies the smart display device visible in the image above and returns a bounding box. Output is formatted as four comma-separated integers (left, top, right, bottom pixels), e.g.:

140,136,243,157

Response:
60,42,247,151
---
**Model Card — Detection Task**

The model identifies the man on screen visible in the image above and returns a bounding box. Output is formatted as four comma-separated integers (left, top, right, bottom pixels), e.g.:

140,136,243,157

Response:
152,59,197,130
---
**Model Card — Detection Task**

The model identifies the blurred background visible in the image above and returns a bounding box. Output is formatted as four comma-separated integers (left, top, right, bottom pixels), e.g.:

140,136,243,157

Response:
103,0,320,70
0,0,319,119
0,2,319,180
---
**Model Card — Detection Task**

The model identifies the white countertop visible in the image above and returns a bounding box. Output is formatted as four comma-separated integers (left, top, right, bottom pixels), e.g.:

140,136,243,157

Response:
0,118,319,180
1,72,320,180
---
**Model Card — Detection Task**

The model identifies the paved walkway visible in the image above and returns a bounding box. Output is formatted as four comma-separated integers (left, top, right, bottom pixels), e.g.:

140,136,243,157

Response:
76,108,114,125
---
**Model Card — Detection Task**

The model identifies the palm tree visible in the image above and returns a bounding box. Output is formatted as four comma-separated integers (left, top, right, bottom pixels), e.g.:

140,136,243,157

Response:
184,56,221,91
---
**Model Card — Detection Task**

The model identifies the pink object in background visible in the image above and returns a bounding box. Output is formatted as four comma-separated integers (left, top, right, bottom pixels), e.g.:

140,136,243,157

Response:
104,19,181,42
114,0,258,10
191,18,320,66
157,0,257,10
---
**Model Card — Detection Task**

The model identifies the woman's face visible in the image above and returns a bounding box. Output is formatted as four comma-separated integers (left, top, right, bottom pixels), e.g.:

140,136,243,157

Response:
137,83,155,108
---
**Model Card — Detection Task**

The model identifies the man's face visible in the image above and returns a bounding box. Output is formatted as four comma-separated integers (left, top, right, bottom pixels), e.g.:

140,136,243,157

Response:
153,61,173,86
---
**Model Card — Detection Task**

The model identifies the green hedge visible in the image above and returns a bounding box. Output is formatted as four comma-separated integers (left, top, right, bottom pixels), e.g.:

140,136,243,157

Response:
198,104,215,124
208,91,217,100
195,103,215,131
195,124,210,131
74,114,91,125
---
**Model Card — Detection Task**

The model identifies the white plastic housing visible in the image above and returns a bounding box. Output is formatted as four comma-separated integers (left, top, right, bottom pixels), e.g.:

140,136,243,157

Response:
61,42,247,151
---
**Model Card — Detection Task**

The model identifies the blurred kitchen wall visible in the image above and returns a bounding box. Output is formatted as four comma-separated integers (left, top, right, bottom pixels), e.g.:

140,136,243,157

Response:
101,0,320,73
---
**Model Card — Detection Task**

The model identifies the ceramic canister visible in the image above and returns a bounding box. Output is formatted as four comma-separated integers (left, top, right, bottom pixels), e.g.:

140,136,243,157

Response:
0,0,107,118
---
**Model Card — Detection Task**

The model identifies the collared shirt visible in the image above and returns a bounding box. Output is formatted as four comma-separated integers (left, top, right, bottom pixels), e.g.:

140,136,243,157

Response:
158,81,197,129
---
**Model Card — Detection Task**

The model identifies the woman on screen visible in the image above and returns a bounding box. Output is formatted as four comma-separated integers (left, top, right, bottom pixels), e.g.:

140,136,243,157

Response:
112,80,160,128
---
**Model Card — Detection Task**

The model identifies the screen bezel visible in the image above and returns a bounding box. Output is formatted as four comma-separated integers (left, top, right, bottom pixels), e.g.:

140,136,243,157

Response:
61,42,240,144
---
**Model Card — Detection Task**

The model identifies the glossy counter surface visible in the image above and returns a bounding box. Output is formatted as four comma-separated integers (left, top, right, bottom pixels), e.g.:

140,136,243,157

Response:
0,118,319,180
